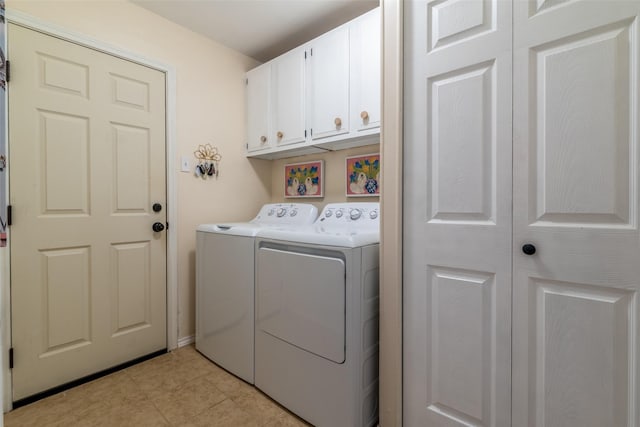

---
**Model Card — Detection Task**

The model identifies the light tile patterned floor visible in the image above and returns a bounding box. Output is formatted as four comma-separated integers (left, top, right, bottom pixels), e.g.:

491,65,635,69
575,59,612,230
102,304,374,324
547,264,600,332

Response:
4,345,311,426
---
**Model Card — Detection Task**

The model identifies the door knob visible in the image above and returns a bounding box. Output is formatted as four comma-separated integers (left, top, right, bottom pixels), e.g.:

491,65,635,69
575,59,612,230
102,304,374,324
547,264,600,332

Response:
152,203,162,213
152,222,165,232
522,244,536,255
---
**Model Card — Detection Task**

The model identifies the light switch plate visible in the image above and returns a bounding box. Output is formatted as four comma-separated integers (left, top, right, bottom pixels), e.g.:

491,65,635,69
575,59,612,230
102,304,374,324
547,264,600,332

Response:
181,156,190,173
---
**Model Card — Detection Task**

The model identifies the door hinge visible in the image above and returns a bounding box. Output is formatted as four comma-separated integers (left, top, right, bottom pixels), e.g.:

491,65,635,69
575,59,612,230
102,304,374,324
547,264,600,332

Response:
5,60,10,83
166,222,169,230
304,51,307,60
7,204,12,226
310,48,313,57
310,128,313,137
304,129,307,138
9,348,13,369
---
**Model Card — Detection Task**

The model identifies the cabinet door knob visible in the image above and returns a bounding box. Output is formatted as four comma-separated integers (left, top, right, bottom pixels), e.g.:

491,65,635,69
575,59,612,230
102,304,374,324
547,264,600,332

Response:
260,136,267,143
522,244,536,255
334,117,342,127
277,131,284,139
360,111,369,120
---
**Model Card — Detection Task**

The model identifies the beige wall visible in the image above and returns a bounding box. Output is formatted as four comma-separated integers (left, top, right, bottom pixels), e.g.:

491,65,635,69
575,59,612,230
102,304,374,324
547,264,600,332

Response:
270,144,380,209
7,0,272,340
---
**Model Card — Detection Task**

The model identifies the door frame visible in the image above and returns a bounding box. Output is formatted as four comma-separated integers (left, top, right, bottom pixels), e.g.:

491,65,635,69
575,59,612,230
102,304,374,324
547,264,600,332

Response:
380,1,403,426
3,9,179,411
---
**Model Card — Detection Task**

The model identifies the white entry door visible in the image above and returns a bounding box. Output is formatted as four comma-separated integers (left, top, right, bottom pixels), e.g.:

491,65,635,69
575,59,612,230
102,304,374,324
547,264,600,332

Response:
8,24,167,401
403,0,513,425
512,2,640,426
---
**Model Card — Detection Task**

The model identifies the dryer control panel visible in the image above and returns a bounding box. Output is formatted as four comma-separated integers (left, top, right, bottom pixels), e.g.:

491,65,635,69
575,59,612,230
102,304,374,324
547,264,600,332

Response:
317,203,380,230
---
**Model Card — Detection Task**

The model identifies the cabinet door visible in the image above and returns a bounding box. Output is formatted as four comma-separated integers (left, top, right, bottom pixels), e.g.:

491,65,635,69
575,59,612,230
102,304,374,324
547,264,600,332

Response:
403,0,512,425
246,64,271,152
309,26,349,140
350,7,380,132
272,46,306,147
512,2,640,426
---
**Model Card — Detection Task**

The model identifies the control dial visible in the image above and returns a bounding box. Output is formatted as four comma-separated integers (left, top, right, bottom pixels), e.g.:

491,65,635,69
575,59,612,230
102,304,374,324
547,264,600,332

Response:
277,208,287,217
369,210,378,219
290,210,297,217
325,210,333,218
335,210,344,218
350,209,362,220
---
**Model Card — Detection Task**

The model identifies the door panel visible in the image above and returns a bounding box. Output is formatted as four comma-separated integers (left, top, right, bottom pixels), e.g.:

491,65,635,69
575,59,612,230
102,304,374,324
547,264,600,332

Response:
428,61,496,222
403,0,512,425
110,242,151,335
41,247,91,354
425,267,495,426
9,23,167,400
112,124,151,212
40,111,90,214
512,2,640,426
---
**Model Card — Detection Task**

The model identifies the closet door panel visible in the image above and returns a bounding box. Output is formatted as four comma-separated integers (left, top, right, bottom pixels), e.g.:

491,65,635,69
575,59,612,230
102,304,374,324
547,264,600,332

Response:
512,2,640,426
404,0,512,425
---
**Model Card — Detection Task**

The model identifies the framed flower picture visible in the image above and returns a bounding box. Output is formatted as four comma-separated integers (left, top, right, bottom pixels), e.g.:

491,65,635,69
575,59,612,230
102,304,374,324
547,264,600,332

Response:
346,153,380,197
284,160,324,198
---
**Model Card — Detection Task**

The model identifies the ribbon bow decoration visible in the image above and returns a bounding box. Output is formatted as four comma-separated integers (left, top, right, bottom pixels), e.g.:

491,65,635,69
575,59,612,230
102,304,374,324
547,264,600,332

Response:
194,144,222,179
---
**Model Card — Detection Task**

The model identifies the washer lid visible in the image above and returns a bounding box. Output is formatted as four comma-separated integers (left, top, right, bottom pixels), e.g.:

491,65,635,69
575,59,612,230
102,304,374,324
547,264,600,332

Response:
197,203,318,237
196,222,264,237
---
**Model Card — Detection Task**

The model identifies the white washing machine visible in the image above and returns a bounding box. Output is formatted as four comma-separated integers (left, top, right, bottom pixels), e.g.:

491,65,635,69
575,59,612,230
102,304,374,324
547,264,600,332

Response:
195,203,318,384
254,202,380,427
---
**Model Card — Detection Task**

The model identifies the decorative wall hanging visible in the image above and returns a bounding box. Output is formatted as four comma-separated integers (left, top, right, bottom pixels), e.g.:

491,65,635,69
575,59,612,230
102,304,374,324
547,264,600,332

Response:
346,153,380,197
284,160,324,198
194,144,221,179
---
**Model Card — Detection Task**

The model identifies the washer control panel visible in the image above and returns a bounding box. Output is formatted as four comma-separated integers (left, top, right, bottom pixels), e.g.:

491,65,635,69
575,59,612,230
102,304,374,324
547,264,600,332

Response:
253,203,318,225
317,203,380,228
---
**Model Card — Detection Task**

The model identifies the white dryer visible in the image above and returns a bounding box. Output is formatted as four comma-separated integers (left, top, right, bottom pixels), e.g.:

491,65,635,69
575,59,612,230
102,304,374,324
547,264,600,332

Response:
195,203,318,384
254,203,380,427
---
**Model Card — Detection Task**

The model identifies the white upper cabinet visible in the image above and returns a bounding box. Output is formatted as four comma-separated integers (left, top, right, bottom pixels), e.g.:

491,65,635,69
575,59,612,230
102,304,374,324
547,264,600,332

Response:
246,7,380,159
246,64,271,152
272,45,307,147
350,7,380,132
308,26,350,141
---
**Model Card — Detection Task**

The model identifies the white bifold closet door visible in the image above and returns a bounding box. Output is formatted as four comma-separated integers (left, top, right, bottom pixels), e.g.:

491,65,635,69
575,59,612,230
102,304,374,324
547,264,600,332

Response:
404,0,640,426
403,0,513,425
512,1,640,426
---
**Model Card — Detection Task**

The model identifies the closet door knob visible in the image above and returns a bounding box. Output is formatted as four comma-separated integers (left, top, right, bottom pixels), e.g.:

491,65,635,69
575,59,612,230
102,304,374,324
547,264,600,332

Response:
522,244,536,255
334,117,342,127
152,222,165,233
360,111,369,120
277,131,284,139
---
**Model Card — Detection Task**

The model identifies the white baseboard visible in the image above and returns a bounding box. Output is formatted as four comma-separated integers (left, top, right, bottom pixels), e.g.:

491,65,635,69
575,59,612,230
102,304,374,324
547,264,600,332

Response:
177,335,195,348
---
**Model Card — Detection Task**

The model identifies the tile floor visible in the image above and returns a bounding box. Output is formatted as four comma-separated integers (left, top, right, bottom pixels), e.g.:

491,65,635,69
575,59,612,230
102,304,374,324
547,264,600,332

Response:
4,345,311,426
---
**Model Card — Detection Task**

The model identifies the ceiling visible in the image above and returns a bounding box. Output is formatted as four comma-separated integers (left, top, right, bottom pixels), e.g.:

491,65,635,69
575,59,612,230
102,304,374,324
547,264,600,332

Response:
131,0,379,63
